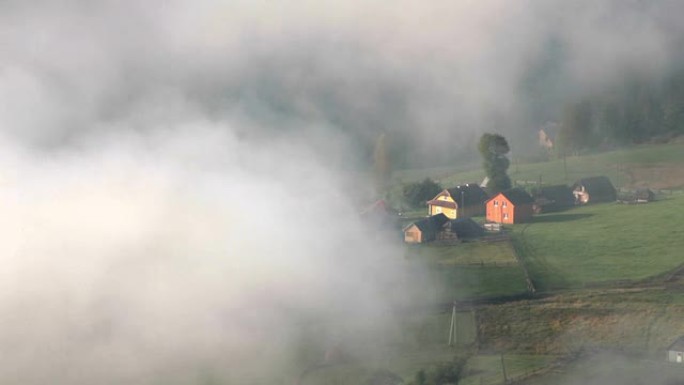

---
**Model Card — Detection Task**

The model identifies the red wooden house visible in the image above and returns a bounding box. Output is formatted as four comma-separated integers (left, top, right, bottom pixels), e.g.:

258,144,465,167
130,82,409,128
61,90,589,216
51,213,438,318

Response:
485,188,534,224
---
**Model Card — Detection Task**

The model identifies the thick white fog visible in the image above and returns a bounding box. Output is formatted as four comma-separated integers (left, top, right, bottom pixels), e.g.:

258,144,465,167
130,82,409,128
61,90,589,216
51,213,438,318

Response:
2,0,684,383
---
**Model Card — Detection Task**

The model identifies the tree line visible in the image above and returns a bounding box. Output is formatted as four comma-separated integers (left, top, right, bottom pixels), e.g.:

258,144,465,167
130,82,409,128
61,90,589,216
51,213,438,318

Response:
558,69,684,153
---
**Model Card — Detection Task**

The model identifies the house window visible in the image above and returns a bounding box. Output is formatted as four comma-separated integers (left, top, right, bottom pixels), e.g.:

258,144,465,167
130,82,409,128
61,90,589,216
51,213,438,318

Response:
493,200,498,207
502,201,507,208
503,213,509,220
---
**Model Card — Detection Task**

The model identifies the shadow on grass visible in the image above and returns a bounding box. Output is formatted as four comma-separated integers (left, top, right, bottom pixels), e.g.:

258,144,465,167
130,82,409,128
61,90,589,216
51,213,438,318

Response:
532,213,593,223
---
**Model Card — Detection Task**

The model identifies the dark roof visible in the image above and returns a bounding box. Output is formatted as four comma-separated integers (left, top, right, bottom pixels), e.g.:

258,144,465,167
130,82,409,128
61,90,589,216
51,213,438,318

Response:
533,185,575,205
497,188,534,205
668,336,684,352
449,218,485,238
573,176,616,196
443,184,489,207
405,213,449,232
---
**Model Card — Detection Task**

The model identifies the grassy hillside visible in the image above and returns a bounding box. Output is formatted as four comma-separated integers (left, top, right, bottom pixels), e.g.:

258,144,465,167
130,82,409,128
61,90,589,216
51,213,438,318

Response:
477,289,684,355
405,241,530,302
394,140,684,191
514,195,684,290
521,352,684,385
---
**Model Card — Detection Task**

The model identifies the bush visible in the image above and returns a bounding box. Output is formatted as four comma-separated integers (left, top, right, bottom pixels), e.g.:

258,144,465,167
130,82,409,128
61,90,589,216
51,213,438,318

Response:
403,178,442,208
406,360,465,385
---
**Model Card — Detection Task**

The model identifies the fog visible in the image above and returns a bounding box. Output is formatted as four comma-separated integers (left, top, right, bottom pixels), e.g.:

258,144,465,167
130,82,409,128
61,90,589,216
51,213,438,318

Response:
2,0,684,383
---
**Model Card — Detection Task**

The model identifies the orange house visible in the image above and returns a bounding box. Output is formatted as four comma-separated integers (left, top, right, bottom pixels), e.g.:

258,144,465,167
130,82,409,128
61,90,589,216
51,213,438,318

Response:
486,188,534,224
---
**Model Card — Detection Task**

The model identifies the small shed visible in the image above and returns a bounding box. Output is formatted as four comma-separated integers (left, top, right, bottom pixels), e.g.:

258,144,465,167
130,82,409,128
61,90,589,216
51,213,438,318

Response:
618,188,656,204
532,185,576,213
485,188,534,224
427,184,489,219
572,176,617,204
635,188,656,202
667,336,684,363
403,214,449,244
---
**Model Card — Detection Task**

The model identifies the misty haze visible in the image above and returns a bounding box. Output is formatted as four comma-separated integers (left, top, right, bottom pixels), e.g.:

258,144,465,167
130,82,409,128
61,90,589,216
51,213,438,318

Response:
2,1,684,384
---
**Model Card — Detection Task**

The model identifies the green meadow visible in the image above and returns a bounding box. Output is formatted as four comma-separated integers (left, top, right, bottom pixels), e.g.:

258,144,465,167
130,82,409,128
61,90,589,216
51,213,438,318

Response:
513,195,684,290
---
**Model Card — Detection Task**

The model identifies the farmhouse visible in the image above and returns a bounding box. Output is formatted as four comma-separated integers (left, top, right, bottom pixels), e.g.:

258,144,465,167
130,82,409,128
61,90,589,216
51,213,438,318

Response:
572,176,617,204
427,184,489,219
667,336,684,363
538,121,559,150
532,184,576,213
486,188,534,224
403,213,449,244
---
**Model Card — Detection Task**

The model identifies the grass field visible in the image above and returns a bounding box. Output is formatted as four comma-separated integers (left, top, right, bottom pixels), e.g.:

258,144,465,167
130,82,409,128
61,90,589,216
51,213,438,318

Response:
299,311,477,384
395,141,684,191
476,288,684,355
460,354,559,385
405,241,518,266
521,353,684,385
513,195,684,290
404,240,529,302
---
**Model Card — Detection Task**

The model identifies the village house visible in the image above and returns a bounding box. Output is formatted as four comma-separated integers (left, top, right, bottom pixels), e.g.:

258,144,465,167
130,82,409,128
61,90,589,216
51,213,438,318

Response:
572,176,617,204
403,213,449,244
531,184,576,213
486,188,534,224
667,336,684,363
538,122,559,150
427,184,489,219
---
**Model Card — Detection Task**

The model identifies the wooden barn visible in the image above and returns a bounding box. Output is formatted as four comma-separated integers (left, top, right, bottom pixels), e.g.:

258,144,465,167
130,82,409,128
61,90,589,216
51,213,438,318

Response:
403,213,449,244
486,188,534,224
532,184,576,213
427,184,489,219
667,336,684,363
572,176,617,204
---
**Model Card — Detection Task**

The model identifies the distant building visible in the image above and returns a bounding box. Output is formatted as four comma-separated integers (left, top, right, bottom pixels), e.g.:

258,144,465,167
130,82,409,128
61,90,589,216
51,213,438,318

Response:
532,185,576,213
427,184,489,219
572,176,617,204
618,188,656,204
486,188,534,224
667,336,684,363
635,188,656,203
403,214,450,244
538,122,559,150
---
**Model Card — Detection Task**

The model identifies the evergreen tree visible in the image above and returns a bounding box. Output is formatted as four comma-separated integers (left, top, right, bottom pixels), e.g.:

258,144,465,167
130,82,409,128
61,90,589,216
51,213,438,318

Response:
478,133,512,194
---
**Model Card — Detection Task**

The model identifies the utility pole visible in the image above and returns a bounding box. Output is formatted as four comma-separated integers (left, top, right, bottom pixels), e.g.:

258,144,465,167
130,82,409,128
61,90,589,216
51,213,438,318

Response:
501,353,508,383
448,302,457,347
